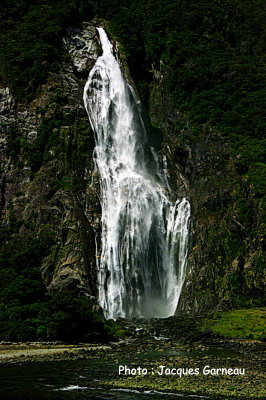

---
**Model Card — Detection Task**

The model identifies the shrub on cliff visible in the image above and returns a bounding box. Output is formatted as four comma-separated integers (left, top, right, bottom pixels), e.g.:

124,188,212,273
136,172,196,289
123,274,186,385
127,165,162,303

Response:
36,292,119,342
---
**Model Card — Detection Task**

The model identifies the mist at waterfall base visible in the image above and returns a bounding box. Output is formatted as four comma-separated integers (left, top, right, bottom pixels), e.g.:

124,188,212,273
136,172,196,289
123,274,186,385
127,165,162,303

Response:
83,28,190,320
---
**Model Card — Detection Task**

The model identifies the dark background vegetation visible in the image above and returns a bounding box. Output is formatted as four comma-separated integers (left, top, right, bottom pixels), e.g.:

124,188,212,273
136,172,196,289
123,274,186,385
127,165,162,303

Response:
1,0,264,196
0,0,265,340
0,228,119,341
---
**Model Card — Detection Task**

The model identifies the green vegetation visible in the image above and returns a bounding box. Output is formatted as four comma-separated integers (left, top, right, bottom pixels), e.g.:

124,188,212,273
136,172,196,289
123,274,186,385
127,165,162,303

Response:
202,308,266,340
0,229,122,342
1,0,264,194
0,0,93,100
1,1,264,191
103,0,265,200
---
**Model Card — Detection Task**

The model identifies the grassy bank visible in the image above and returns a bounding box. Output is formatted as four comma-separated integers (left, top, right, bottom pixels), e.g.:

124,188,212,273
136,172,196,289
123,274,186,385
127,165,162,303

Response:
201,308,266,341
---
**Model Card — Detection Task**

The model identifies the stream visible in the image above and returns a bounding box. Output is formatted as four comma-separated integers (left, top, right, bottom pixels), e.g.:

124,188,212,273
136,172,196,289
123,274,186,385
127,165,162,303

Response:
0,337,247,400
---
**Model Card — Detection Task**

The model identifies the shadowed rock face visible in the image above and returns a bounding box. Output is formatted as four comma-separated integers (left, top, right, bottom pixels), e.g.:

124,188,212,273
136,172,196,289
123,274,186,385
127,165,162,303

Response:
0,23,102,297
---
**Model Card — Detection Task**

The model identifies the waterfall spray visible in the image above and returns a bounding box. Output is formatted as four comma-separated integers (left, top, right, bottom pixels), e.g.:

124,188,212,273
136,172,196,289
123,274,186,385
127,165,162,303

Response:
84,28,190,319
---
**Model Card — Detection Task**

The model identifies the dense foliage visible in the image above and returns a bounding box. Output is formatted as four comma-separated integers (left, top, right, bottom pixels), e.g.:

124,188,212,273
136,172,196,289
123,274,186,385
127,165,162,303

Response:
1,0,265,193
102,0,265,198
0,228,120,341
0,0,93,99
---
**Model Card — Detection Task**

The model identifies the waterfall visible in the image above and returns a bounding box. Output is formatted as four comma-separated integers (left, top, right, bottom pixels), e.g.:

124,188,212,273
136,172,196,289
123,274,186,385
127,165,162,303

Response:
83,27,190,320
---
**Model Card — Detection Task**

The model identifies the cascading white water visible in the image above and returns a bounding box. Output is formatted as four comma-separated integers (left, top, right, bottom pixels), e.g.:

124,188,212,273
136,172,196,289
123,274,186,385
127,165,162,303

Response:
83,27,190,320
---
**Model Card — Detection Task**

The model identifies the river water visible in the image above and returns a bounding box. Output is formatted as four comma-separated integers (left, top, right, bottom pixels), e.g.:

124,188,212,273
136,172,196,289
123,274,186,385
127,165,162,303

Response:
1,340,246,400
0,358,208,400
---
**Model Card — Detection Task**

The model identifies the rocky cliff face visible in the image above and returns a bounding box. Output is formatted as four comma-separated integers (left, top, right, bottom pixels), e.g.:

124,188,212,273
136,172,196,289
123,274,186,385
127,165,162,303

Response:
1,21,264,316
0,22,102,297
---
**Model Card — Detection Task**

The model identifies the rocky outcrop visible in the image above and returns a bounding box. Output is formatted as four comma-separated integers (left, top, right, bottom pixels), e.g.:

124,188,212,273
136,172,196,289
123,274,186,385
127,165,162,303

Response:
0,23,102,296
63,23,101,75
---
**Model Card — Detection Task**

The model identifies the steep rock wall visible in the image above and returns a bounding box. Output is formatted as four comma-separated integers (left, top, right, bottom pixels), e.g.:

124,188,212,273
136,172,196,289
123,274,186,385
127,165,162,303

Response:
0,23,101,297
